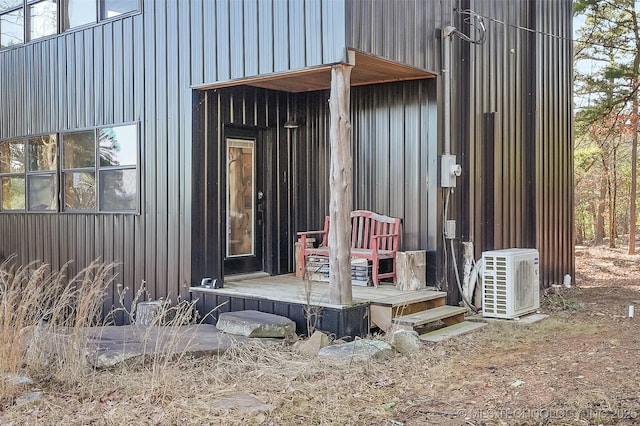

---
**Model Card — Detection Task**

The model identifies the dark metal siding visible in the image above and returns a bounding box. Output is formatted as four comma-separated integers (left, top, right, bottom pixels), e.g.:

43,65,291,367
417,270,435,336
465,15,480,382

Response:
0,0,352,312
192,87,295,283
292,80,440,280
452,0,573,288
346,0,452,75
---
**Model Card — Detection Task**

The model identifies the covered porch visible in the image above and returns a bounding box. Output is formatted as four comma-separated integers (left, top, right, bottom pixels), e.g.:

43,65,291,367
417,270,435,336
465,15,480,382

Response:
190,274,470,339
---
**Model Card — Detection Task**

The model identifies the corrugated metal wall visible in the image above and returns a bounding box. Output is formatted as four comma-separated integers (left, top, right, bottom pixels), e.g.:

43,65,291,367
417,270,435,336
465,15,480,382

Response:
533,0,574,286
0,0,573,310
346,0,451,75
192,86,296,282
0,0,351,312
453,0,574,288
293,80,439,251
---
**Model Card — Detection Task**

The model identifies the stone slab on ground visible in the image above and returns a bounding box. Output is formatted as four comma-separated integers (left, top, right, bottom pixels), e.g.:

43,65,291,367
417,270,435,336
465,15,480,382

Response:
390,329,421,353
294,331,330,356
318,339,393,360
85,324,253,368
216,310,296,338
14,391,44,408
467,313,549,325
209,392,274,413
419,321,488,343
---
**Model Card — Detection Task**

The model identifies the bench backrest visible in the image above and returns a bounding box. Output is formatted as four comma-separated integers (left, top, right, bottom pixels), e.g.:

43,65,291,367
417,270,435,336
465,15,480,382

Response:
350,210,401,251
319,210,401,251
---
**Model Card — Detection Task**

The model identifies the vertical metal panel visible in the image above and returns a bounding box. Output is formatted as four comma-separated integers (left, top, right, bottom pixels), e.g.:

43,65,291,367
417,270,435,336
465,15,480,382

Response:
190,0,205,85
288,0,306,70
305,0,323,65
273,0,290,72
321,0,346,63
453,0,573,288
112,20,124,125
243,0,259,77
346,0,442,74
229,0,244,79
216,0,231,81
258,0,274,74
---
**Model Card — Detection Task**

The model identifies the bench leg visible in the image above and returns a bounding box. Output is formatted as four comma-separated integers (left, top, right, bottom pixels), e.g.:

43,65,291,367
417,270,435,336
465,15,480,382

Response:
372,252,379,287
299,235,307,279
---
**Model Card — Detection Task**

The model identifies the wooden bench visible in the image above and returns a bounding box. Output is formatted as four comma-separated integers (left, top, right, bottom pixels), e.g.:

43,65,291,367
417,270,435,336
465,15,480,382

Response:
297,210,401,287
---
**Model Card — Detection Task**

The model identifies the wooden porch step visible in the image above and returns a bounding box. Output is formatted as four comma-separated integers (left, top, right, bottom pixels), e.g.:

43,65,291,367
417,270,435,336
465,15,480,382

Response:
370,290,446,308
419,321,487,343
370,290,446,331
392,305,467,330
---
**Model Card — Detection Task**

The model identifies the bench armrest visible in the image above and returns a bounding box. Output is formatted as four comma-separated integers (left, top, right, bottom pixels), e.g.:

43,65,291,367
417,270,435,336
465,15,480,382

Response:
297,230,326,236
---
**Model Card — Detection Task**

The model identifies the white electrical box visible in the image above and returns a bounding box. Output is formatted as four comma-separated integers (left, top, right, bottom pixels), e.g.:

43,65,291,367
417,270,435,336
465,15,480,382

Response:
482,248,540,319
441,155,461,187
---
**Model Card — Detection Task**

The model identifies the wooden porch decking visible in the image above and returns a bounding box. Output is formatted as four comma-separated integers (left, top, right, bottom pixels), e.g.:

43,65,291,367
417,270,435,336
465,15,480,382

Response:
189,273,438,309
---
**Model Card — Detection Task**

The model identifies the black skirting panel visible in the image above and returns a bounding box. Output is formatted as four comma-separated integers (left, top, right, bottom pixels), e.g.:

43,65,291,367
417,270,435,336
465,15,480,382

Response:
193,291,370,339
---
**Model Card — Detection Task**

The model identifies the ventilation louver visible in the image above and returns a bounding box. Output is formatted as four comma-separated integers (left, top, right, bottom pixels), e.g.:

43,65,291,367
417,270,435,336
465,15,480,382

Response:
482,248,540,319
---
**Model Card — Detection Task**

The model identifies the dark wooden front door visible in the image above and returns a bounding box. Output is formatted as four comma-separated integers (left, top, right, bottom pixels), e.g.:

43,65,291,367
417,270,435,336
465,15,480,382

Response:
223,129,265,275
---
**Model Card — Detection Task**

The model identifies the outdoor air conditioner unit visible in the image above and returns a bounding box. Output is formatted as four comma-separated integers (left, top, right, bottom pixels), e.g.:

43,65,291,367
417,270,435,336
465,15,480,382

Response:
481,248,540,319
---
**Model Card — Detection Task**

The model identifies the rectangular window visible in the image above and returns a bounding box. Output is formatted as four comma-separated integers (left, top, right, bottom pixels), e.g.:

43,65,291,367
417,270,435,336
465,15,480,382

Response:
63,0,139,31
0,139,25,210
29,0,57,40
0,123,138,214
1,0,139,48
26,134,57,211
100,0,138,20
0,8,24,48
61,123,138,213
62,0,96,29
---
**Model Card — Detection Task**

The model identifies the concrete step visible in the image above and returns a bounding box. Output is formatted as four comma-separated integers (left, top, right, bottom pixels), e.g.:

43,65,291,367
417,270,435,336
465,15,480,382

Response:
392,305,467,330
370,291,447,331
419,321,487,343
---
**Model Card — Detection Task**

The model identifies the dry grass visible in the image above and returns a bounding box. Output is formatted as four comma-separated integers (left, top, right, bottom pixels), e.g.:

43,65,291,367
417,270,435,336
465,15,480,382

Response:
1,247,640,425
0,258,116,403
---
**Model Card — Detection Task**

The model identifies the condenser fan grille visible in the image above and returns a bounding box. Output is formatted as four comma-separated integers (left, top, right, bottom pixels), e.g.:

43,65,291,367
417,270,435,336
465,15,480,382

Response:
481,249,540,319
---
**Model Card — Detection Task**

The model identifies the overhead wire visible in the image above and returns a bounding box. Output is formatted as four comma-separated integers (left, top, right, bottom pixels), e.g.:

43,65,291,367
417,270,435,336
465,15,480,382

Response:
454,8,638,54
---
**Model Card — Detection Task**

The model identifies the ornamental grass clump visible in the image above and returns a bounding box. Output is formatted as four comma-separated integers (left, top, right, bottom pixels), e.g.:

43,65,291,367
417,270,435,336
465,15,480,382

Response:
0,258,116,405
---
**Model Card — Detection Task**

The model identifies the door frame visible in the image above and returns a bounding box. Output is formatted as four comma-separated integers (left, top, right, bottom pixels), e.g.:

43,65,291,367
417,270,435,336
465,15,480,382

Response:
221,125,268,277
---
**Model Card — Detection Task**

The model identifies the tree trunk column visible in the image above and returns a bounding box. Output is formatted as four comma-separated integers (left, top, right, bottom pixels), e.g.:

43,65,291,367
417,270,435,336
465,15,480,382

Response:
328,64,353,305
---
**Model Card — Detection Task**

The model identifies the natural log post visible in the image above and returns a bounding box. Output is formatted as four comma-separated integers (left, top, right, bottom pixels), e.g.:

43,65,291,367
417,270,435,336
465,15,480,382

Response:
328,64,353,305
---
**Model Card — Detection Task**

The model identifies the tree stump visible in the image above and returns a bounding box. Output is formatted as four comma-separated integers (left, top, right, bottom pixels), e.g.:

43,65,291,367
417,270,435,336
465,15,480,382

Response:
396,251,427,290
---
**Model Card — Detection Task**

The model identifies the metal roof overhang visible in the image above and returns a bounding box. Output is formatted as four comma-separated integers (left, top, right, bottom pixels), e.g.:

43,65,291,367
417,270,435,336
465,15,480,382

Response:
192,50,436,93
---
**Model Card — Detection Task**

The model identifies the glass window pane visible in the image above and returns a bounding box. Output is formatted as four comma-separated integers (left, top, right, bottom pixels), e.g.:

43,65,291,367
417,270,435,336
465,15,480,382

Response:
226,139,255,257
0,139,25,173
0,9,24,48
0,1,23,12
99,169,136,211
28,174,56,211
30,0,57,40
63,130,95,169
99,125,137,167
1,176,25,210
63,0,96,29
63,171,95,210
101,0,138,20
28,134,57,171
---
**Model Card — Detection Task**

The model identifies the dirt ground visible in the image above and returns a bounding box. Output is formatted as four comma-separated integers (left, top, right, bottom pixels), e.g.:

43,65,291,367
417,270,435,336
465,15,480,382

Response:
2,246,640,425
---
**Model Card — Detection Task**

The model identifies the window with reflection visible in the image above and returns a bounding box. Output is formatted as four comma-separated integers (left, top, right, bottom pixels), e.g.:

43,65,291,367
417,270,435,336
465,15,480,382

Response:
0,8,24,48
26,134,57,211
29,0,57,40
62,0,138,31
61,124,138,212
1,124,138,213
97,124,137,212
1,0,139,49
0,139,25,210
